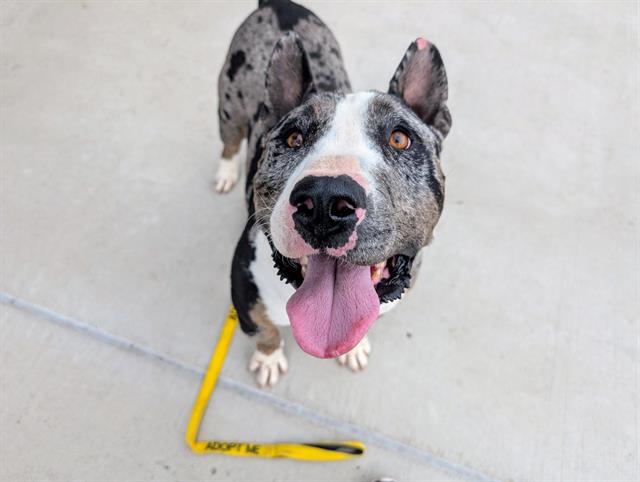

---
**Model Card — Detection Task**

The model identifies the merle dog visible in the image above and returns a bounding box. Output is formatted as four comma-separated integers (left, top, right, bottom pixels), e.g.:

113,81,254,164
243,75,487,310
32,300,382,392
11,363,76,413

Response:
215,0,451,387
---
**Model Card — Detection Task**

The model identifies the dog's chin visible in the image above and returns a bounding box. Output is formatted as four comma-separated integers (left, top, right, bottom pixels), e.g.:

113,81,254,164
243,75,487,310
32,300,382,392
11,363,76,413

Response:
268,235,414,358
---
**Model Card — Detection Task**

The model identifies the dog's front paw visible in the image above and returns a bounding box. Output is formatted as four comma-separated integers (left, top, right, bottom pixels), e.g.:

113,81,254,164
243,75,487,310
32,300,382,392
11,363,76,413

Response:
337,335,371,372
249,343,288,387
214,158,239,193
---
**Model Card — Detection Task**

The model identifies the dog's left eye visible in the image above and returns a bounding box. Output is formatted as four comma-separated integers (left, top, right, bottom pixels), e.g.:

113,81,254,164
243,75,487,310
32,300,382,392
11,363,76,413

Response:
286,130,304,149
389,129,411,150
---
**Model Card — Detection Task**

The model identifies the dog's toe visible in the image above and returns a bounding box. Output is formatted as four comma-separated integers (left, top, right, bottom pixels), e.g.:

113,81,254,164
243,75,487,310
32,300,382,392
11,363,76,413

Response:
337,335,371,372
249,344,288,387
214,159,239,194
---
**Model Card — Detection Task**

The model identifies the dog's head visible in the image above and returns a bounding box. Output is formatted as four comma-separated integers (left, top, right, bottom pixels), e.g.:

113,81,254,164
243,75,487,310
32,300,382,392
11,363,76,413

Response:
252,33,451,358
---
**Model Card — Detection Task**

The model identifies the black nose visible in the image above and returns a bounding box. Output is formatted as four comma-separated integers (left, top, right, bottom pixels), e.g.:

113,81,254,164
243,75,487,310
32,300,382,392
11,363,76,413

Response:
289,175,367,250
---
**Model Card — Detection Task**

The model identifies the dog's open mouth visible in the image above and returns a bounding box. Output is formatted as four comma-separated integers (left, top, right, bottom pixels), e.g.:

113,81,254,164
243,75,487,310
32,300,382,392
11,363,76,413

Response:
271,248,413,359
286,255,392,358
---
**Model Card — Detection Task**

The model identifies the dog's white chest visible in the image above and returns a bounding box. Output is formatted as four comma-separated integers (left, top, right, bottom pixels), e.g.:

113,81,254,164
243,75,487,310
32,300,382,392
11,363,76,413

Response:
250,229,296,326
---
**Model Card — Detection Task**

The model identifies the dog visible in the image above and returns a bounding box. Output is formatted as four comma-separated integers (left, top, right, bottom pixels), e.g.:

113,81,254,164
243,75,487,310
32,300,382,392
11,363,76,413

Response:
215,0,451,387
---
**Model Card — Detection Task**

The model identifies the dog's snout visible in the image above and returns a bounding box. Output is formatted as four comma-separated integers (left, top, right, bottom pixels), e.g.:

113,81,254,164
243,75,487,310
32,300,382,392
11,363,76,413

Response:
290,175,366,250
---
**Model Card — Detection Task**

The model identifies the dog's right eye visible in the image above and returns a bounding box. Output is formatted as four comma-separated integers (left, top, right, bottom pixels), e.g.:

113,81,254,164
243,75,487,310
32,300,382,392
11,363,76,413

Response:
286,130,304,149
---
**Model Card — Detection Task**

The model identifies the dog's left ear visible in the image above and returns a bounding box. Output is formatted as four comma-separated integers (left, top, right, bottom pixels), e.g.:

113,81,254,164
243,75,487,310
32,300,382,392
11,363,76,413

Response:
388,38,452,140
264,32,315,124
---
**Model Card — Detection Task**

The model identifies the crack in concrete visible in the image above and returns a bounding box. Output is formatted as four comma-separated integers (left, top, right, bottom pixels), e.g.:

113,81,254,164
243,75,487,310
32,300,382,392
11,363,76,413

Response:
0,290,500,482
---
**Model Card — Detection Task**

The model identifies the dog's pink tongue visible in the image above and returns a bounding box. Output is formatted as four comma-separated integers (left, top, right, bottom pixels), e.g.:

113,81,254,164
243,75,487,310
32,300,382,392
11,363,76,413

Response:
286,254,380,358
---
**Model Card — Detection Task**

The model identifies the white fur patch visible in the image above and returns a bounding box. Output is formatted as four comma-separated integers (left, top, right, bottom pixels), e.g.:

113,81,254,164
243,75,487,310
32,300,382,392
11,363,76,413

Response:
307,92,378,167
337,335,371,371
379,298,400,316
250,229,295,326
215,157,239,193
249,342,288,387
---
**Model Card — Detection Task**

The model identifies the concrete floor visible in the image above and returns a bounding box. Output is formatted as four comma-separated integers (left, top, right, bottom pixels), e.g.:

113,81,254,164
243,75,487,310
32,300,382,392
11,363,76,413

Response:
1,1,638,481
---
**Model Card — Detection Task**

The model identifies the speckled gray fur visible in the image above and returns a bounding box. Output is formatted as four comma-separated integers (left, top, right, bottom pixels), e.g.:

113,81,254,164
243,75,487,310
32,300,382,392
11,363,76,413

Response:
222,0,452,331
217,0,350,162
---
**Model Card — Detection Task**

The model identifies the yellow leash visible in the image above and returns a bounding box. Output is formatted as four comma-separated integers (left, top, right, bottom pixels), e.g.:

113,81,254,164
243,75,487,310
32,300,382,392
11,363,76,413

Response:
185,306,365,461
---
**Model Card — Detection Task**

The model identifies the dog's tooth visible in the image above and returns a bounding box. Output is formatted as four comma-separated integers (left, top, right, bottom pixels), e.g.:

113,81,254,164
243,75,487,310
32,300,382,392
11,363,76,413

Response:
299,255,308,278
370,260,387,283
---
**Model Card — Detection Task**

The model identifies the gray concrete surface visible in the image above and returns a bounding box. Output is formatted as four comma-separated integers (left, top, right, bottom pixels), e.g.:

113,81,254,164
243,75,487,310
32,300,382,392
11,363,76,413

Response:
1,1,638,481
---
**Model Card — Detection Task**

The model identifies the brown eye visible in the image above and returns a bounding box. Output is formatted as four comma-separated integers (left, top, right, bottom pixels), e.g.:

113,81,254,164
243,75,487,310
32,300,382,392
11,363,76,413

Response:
389,129,411,150
286,130,304,149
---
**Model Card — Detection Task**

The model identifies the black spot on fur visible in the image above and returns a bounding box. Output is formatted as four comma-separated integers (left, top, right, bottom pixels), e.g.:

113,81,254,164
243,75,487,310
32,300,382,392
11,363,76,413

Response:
267,0,314,30
245,136,264,200
433,135,441,157
245,63,253,71
226,50,246,81
237,91,243,100
376,255,414,303
252,102,268,124
428,174,444,211
313,72,337,92
256,15,263,23
330,47,341,59
430,44,444,69
270,245,304,288
222,109,231,120
317,79,336,92
231,221,260,335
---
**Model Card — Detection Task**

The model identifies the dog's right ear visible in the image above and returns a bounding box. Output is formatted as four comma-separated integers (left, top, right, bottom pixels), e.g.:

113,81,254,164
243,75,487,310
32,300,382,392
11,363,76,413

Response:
264,32,315,124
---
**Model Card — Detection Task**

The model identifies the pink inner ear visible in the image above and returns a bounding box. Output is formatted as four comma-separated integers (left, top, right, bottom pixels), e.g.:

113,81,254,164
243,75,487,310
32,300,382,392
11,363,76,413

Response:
403,45,433,113
416,37,428,50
